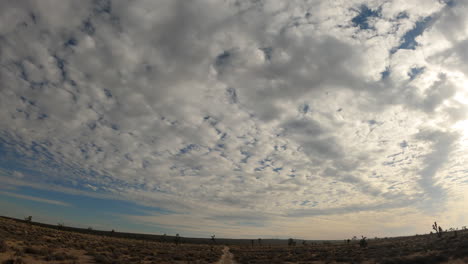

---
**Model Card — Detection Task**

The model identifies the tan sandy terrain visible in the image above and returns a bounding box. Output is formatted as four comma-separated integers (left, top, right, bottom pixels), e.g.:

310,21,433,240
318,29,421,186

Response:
2,217,468,264
0,217,223,264
229,231,468,263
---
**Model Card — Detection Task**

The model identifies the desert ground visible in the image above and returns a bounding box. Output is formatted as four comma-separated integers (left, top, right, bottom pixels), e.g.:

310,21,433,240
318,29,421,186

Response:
1,216,467,263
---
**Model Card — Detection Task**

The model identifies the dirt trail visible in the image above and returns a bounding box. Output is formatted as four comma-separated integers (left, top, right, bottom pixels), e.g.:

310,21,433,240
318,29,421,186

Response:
216,246,237,264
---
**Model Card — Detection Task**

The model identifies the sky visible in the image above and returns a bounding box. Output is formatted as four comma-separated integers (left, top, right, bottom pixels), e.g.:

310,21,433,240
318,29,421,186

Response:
0,0,467,240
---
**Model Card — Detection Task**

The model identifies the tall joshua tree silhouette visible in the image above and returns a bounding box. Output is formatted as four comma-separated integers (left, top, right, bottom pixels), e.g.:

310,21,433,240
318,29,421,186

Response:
432,222,443,237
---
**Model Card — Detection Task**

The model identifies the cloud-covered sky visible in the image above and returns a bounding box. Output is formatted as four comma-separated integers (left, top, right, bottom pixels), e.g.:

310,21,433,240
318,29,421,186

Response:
0,0,467,239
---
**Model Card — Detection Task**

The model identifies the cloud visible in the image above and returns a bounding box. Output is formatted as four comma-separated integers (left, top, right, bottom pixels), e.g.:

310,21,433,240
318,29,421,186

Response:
413,128,461,209
0,0,466,238
0,191,71,207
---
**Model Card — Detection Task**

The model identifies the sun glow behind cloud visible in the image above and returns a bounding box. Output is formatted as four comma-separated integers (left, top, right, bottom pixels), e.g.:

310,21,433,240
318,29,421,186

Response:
0,0,467,239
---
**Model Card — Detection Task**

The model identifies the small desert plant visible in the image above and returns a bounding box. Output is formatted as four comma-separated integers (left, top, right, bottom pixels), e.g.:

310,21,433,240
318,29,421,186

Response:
288,238,296,246
24,216,32,222
174,233,180,245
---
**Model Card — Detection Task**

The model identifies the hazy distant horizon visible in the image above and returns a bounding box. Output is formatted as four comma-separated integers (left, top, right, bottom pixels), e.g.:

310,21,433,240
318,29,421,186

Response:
1,0,467,240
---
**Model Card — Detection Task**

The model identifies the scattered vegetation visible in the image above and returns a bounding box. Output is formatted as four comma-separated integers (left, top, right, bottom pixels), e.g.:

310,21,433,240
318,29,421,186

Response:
0,217,223,264
1,216,468,264
231,229,468,263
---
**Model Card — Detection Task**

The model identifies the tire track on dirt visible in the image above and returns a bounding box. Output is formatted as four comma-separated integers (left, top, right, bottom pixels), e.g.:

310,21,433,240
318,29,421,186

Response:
216,246,237,264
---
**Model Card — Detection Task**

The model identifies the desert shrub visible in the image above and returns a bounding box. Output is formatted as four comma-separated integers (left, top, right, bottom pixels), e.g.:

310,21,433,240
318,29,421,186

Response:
10,246,24,257
24,246,40,254
381,254,449,264
0,240,7,252
24,246,52,255
2,258,25,264
453,239,468,258
174,233,181,245
45,252,78,261
93,253,113,264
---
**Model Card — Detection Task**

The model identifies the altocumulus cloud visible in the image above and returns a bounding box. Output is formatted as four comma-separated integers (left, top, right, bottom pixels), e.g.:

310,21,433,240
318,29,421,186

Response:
0,0,467,239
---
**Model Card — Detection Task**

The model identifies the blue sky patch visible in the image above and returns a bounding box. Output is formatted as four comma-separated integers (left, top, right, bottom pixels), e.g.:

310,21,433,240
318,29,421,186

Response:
351,5,381,30
398,16,432,50
408,67,425,80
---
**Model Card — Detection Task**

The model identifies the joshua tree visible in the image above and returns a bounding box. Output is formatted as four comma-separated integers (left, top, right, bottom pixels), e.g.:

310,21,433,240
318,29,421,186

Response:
251,240,254,247
359,236,368,248
288,238,296,247
211,235,216,244
302,240,307,246
432,222,443,237
258,238,262,246
174,234,181,245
